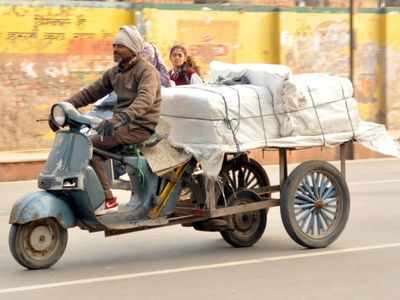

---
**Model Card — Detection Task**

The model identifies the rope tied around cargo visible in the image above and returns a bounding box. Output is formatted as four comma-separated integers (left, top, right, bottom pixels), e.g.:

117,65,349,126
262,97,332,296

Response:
307,86,327,146
241,85,269,146
179,85,241,152
341,82,356,140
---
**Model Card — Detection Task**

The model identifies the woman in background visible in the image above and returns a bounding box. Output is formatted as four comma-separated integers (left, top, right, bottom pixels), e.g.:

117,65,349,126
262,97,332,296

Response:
142,42,172,87
169,45,202,86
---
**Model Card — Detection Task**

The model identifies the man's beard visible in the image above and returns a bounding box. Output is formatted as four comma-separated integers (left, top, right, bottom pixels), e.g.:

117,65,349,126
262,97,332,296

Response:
113,54,122,63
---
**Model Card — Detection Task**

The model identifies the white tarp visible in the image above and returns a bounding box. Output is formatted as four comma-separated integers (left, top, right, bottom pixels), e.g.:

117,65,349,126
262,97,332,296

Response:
277,74,360,137
209,61,291,102
160,63,400,176
161,84,278,175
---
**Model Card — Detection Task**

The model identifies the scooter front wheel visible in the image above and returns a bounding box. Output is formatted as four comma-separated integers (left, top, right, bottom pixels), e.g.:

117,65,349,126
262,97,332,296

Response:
9,218,68,270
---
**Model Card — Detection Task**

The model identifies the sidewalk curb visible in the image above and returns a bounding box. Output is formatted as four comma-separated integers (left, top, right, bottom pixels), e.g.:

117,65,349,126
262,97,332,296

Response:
0,142,390,182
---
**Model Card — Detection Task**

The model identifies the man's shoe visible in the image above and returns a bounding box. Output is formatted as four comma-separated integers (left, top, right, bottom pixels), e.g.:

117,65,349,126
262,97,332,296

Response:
95,197,119,216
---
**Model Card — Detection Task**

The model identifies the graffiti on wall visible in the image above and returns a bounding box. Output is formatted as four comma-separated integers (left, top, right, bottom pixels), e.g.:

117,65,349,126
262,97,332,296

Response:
0,5,133,151
280,17,400,123
282,20,350,76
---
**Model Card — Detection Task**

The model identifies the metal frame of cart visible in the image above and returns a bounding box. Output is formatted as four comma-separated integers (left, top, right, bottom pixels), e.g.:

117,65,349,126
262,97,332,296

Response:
106,141,351,250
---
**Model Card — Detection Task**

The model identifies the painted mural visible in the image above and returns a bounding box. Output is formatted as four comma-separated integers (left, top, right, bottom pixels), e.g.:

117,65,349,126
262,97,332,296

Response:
281,18,350,76
278,11,400,124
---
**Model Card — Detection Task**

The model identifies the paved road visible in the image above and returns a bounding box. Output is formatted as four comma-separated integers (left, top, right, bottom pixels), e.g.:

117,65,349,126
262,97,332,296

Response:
0,158,400,300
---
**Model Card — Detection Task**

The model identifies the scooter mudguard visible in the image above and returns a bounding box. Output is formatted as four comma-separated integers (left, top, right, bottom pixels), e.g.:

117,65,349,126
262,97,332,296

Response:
9,191,75,229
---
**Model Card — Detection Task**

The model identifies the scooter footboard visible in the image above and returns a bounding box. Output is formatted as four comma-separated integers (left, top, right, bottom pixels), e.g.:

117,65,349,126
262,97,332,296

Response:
9,191,76,229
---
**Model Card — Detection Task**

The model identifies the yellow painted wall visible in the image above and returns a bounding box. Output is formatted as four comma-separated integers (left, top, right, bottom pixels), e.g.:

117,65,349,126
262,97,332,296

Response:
2,3,400,151
384,11,400,129
277,11,389,123
143,8,279,77
0,5,134,54
278,12,350,76
353,13,386,123
145,8,397,124
0,4,134,151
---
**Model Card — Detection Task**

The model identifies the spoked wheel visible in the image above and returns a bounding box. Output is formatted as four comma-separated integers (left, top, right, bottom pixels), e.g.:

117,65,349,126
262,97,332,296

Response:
219,156,270,198
218,156,269,247
280,160,350,248
221,190,267,247
9,218,68,270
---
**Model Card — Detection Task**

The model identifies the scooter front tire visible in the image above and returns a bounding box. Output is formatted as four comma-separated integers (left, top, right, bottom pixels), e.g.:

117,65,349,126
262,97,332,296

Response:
9,218,68,270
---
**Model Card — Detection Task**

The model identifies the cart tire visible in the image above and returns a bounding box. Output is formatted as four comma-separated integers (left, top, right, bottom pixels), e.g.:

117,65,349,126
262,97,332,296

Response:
219,156,270,197
9,218,68,270
220,190,267,248
280,160,350,248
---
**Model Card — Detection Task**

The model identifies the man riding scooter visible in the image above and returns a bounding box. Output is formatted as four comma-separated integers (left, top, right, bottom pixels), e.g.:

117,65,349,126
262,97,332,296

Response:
88,40,172,180
49,25,161,215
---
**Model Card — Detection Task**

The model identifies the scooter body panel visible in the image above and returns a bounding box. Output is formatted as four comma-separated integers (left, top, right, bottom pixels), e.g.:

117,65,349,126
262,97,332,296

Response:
37,131,105,222
9,191,76,229
38,131,93,191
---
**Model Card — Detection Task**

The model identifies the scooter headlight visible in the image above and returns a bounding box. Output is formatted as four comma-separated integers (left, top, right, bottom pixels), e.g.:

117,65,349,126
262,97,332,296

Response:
51,104,67,127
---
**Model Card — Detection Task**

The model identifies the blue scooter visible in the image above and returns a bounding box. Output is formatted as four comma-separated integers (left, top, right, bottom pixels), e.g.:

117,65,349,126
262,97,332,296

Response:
8,102,274,270
8,102,199,269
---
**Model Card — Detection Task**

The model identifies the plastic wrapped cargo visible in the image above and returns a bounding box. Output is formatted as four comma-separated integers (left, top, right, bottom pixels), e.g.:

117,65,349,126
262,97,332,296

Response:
159,63,400,176
276,73,360,137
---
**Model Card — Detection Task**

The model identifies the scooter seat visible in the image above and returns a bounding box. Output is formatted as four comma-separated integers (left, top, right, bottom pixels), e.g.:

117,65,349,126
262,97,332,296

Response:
109,119,169,155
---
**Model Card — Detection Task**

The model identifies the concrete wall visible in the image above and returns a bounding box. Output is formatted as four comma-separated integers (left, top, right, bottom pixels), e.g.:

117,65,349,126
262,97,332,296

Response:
1,1,400,152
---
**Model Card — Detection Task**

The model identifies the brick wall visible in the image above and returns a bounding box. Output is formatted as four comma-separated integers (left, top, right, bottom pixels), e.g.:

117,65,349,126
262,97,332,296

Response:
0,2,134,151
328,0,379,7
0,53,111,150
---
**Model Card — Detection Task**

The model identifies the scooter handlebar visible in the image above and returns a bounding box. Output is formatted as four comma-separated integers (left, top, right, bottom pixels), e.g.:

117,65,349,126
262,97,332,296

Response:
51,102,103,129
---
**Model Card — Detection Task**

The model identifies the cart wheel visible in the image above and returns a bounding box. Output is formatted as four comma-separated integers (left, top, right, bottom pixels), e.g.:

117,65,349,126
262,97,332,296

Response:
221,190,267,248
9,218,68,270
220,156,270,197
280,160,350,248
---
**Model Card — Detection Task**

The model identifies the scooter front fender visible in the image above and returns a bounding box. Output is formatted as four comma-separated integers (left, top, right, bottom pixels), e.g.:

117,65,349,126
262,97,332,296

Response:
9,191,76,229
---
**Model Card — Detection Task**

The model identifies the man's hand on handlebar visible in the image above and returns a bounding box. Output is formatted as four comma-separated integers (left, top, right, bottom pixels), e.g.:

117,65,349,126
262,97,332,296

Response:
96,120,115,137
96,112,131,139
114,112,131,127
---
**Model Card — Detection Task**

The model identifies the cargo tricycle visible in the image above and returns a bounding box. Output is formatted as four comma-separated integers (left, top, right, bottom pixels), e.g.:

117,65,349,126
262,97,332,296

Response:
8,102,350,269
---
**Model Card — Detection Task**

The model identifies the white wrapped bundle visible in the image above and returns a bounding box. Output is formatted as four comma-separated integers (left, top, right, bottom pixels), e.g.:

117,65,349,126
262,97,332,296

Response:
161,84,280,149
161,84,279,174
158,76,399,176
276,73,360,137
209,61,291,101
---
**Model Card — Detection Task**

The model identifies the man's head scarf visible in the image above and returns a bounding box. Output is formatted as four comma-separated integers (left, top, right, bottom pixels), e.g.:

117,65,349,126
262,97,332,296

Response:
113,25,144,54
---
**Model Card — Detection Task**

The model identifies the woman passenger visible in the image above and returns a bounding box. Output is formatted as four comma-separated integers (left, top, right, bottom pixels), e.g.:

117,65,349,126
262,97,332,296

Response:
169,45,203,86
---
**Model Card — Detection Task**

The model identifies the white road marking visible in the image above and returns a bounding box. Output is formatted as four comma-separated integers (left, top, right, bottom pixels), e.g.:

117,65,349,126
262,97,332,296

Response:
349,179,400,186
1,242,400,294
